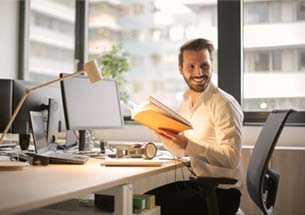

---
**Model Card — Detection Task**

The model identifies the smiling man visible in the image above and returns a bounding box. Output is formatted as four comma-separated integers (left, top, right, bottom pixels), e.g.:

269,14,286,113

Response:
147,38,244,215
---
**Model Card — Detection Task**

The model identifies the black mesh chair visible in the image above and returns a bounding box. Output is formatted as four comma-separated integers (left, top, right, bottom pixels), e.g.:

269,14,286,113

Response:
190,109,294,215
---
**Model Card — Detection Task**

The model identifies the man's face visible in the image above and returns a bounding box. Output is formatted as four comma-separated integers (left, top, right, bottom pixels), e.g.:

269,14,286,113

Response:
179,49,212,93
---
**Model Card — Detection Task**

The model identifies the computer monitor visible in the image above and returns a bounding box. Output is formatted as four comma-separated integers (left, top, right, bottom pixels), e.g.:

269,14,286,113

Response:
0,79,13,133
60,74,124,151
12,80,66,138
47,98,60,143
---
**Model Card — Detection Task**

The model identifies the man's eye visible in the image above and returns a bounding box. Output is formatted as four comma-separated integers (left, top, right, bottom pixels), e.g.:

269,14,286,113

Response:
186,65,194,69
201,64,209,69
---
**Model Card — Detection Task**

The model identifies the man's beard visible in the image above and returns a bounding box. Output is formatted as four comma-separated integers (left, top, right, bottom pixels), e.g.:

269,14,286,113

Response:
183,75,211,92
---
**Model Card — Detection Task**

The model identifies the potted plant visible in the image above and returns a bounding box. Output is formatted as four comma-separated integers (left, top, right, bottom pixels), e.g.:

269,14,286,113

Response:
98,44,130,103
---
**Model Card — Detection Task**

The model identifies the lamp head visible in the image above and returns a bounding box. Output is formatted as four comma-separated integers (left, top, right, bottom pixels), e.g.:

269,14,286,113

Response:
84,60,103,83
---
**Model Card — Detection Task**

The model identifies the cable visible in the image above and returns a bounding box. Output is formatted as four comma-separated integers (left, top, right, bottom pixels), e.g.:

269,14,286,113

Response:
177,158,196,176
180,163,185,181
160,157,197,177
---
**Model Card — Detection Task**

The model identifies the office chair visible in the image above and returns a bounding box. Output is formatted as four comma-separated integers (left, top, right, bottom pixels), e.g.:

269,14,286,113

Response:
190,109,294,215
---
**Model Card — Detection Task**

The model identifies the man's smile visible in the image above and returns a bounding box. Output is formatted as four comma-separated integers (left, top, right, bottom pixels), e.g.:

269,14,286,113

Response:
191,76,208,84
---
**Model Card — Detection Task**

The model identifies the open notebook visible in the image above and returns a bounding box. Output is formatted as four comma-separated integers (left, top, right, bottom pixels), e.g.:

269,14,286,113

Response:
103,158,164,167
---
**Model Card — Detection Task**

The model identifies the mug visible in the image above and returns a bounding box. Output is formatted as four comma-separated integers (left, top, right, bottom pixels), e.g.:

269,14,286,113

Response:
19,133,30,150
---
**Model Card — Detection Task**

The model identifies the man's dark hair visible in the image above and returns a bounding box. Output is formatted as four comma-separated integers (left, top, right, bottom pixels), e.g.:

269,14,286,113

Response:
179,38,214,67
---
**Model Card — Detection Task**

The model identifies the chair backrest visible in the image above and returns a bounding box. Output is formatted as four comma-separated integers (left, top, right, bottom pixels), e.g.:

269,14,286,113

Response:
246,109,293,215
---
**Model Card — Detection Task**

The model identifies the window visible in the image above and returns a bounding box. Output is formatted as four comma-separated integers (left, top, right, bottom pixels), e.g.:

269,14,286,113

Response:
272,50,282,71
244,2,269,24
243,0,305,113
28,0,76,82
254,51,269,71
169,25,184,41
244,1,282,24
297,1,305,20
245,50,282,73
19,0,304,124
299,49,305,71
88,0,218,113
151,54,161,65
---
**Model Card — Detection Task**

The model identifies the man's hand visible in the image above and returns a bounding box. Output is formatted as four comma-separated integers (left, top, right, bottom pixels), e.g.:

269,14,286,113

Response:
156,128,188,150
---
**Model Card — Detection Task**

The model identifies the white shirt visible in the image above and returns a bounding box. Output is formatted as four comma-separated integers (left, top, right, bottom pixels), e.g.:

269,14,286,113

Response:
165,82,244,188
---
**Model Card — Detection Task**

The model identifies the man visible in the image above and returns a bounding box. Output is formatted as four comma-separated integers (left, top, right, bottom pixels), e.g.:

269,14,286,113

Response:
147,38,244,215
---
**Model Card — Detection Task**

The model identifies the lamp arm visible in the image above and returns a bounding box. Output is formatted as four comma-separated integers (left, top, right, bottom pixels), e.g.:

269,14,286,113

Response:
28,70,85,92
0,70,86,144
0,92,29,144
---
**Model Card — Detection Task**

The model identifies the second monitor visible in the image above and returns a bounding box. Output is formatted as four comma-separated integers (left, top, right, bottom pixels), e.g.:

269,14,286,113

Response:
60,74,124,151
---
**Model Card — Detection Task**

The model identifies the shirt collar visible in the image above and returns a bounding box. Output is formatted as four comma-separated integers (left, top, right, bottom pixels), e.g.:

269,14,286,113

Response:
183,81,216,104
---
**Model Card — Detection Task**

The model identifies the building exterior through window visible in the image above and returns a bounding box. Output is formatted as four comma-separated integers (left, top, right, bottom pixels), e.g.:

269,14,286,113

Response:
29,0,305,116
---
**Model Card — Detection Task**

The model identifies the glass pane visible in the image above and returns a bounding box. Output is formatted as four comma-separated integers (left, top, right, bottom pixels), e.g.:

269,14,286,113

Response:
29,0,76,82
254,51,269,72
244,1,282,24
88,0,218,116
297,1,305,20
272,50,282,71
243,0,305,111
299,49,305,71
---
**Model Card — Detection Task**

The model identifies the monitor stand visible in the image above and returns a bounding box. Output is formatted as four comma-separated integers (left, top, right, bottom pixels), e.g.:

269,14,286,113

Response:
47,98,59,144
65,130,78,149
55,130,78,150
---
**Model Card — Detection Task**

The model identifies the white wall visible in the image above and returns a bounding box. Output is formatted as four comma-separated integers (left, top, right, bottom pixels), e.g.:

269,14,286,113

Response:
0,0,19,79
242,126,305,147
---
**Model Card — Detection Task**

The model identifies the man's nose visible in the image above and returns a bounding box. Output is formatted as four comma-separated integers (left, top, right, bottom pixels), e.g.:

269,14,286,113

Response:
193,66,204,76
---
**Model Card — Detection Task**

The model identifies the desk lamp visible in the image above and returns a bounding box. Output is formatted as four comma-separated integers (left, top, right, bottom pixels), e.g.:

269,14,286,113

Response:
0,60,103,145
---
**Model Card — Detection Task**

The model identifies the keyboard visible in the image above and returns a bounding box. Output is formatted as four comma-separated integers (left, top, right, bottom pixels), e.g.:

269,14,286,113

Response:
0,143,17,149
44,151,89,165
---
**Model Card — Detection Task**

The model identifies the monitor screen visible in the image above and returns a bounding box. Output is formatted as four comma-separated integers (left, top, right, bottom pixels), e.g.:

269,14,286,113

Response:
60,75,124,130
12,80,66,135
29,111,48,153
0,79,13,133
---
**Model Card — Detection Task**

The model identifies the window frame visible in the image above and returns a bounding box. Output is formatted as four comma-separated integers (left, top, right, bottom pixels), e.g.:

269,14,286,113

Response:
18,0,30,80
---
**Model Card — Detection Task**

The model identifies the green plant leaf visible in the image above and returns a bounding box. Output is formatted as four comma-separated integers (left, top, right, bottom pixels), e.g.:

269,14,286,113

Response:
98,44,130,102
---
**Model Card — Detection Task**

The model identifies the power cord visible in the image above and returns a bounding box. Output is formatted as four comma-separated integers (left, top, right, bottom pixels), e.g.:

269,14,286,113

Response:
159,157,197,177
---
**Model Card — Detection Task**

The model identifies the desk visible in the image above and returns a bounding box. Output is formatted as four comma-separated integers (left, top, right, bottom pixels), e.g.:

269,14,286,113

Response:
0,158,188,215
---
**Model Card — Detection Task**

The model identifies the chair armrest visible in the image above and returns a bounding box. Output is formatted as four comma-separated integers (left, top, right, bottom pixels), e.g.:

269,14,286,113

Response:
190,175,238,186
